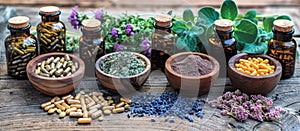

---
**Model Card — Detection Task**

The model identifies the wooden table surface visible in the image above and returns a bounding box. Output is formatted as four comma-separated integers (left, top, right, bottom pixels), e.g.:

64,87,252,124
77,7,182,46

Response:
0,6,300,131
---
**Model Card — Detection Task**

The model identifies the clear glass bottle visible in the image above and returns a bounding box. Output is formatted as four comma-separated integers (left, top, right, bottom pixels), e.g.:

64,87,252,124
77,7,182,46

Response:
268,19,296,79
79,19,105,77
5,16,37,79
151,14,175,72
37,6,66,54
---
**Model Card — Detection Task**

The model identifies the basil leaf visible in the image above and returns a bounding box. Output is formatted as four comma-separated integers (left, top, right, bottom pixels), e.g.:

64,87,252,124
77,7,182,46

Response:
220,0,238,21
234,19,258,43
245,10,256,19
263,16,275,33
241,42,268,54
183,9,195,22
198,6,219,25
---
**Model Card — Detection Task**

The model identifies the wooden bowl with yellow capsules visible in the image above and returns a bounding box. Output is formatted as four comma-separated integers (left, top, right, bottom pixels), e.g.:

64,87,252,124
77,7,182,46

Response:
228,53,282,95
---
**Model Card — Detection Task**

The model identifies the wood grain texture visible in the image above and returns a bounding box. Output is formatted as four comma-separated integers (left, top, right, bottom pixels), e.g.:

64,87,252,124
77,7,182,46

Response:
0,7,300,131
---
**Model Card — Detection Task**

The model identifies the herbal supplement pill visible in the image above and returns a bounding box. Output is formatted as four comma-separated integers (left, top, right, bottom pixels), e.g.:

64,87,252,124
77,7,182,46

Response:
91,110,102,118
61,102,70,110
83,111,88,118
88,108,98,116
66,107,77,114
120,97,132,104
75,93,82,100
87,101,96,108
112,107,125,113
116,102,125,108
48,108,56,114
65,54,71,61
98,117,104,121
41,101,52,108
44,104,55,111
50,96,60,103
124,104,130,109
78,118,92,124
55,103,66,111
70,112,83,117
89,104,101,110
79,91,85,94
56,109,62,114
70,104,82,109
106,96,112,100
53,57,60,64
62,94,73,100
102,106,115,111
103,110,111,115
77,109,82,112
92,95,100,103
59,112,66,118
67,99,81,104
54,100,64,105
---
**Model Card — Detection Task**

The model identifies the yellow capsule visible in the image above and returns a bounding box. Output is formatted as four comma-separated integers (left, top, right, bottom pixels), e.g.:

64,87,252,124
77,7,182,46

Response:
44,104,55,111
67,99,81,105
70,104,82,109
59,112,66,118
78,118,92,124
66,107,77,115
48,108,56,114
55,103,66,111
56,109,62,114
115,102,125,108
41,101,52,108
120,97,132,104
69,112,83,117
102,106,115,111
83,111,88,118
62,94,73,100
61,102,70,110
54,100,64,105
112,107,125,113
50,96,60,103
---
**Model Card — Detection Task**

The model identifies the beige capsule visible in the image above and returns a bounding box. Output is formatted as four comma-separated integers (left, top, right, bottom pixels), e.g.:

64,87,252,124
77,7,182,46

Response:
87,101,96,108
59,112,66,118
48,108,56,114
70,104,82,109
50,96,60,103
75,93,82,100
88,104,101,111
41,101,52,108
120,97,132,104
70,112,83,117
98,117,104,121
78,118,92,124
102,106,115,111
124,104,130,109
44,104,55,111
83,111,89,118
77,109,82,112
91,110,102,119
103,110,111,115
54,100,64,105
62,94,73,100
92,95,100,103
67,99,80,104
66,107,77,114
55,103,66,111
116,102,125,108
61,102,70,110
112,107,125,113
88,108,98,116
56,109,62,114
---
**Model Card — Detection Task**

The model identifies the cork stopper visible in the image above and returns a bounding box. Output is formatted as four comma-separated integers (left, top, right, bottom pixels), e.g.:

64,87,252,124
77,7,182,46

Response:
82,18,101,30
8,16,29,29
273,19,294,32
214,19,234,31
40,6,60,15
155,14,172,27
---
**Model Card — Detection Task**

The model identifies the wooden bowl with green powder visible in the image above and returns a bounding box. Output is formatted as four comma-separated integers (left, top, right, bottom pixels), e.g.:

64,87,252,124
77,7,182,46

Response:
95,51,151,92
165,52,220,96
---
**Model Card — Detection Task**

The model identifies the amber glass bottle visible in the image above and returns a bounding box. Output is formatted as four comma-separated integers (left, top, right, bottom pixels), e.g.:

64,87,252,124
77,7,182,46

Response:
151,14,175,72
79,19,105,77
5,16,37,79
37,6,66,54
268,19,296,79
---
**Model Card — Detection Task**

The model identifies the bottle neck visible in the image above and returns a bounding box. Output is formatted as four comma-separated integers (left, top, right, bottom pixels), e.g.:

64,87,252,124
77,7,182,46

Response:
215,29,234,40
8,24,31,37
82,28,101,39
40,11,61,23
273,29,294,42
154,24,172,33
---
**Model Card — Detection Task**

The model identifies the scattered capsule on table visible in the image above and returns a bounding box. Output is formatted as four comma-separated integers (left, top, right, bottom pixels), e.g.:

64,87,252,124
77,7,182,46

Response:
91,110,102,118
61,102,70,110
67,99,80,104
112,107,125,113
102,106,115,111
56,109,62,114
116,102,125,108
88,108,98,116
75,93,82,100
98,117,104,121
54,100,64,105
70,104,82,109
66,107,77,114
87,101,96,108
83,111,89,118
48,108,56,114
62,95,73,100
55,103,66,111
59,112,66,118
70,112,83,117
103,110,111,115
78,118,92,124
41,101,52,108
44,104,55,111
89,104,101,111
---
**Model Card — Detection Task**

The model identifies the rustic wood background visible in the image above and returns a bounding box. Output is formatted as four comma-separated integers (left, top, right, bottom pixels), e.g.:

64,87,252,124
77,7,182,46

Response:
0,2,300,130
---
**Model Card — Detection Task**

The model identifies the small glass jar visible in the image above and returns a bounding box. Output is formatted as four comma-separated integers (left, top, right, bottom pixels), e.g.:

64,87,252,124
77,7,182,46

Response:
79,19,105,77
268,19,297,79
151,14,175,72
37,6,66,54
5,16,37,79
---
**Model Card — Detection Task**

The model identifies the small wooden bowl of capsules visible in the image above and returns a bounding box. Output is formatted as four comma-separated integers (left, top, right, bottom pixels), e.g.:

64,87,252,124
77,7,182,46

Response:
27,52,85,96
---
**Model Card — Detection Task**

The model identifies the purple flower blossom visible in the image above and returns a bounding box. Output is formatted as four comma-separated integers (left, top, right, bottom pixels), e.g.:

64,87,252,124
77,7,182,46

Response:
111,28,119,38
69,5,80,30
232,106,249,122
125,24,134,36
126,28,132,35
140,38,151,57
93,8,105,22
114,44,124,52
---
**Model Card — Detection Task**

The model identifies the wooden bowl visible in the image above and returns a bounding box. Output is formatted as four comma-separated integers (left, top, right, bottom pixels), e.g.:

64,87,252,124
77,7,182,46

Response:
95,52,151,92
228,53,282,95
26,52,85,96
165,52,220,96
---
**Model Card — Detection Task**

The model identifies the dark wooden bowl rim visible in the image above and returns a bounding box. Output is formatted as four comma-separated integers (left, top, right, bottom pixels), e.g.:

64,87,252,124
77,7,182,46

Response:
95,51,151,79
165,52,220,79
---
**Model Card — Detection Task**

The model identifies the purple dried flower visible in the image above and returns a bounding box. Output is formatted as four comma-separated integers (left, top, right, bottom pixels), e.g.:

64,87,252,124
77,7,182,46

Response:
111,28,119,38
233,106,249,122
113,44,124,52
223,92,232,100
126,28,132,35
68,5,80,30
140,38,151,57
93,8,105,22
126,24,133,29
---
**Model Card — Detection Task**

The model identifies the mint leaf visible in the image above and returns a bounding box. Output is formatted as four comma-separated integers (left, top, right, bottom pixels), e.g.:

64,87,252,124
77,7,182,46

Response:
183,9,195,22
263,16,275,33
241,42,268,54
198,7,219,25
220,0,238,21
234,19,258,43
276,15,292,20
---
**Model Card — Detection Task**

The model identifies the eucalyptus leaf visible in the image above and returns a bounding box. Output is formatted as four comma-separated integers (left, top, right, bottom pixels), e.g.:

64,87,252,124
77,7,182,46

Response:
183,9,195,22
220,0,238,21
234,19,258,43
276,15,292,20
263,16,275,33
198,7,219,25
241,42,268,54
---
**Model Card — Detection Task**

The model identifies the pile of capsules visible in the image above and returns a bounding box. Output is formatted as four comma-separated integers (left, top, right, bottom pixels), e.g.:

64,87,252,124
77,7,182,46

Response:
40,91,131,124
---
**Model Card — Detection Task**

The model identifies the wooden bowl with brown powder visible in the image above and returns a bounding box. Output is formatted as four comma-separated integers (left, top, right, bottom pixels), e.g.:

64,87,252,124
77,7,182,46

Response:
165,52,220,96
